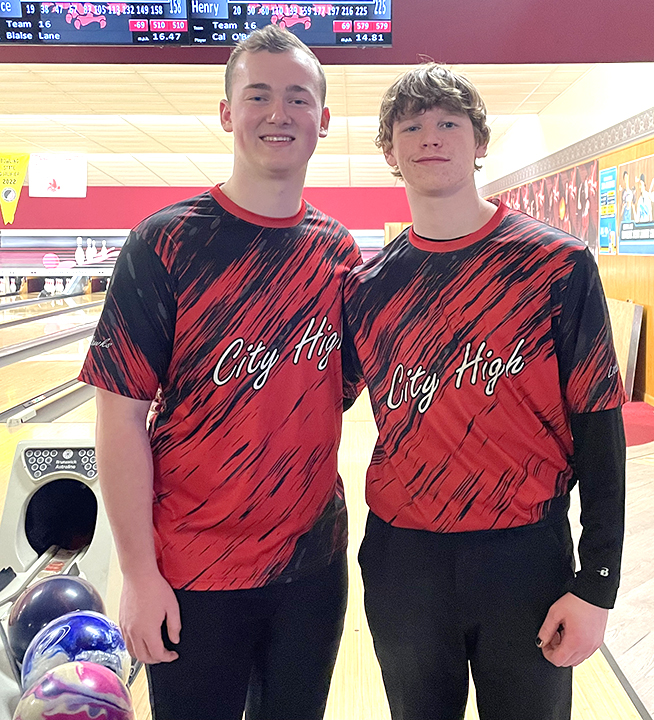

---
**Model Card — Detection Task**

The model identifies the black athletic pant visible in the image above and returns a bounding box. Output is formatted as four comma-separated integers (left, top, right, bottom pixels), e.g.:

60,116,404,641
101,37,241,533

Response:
359,513,575,720
147,554,347,720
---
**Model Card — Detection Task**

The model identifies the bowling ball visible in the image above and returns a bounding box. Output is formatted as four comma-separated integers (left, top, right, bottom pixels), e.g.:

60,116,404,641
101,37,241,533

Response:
22,610,131,691
7,575,105,662
12,661,134,720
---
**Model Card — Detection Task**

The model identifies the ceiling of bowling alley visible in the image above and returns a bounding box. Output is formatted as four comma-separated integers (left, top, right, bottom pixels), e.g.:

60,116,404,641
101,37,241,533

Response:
0,62,595,186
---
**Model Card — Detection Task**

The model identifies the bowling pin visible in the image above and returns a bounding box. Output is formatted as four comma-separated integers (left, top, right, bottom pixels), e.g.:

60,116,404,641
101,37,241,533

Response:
9,278,16,293
91,239,97,259
0,277,5,294
55,278,64,294
100,238,108,260
75,237,85,266
85,238,93,263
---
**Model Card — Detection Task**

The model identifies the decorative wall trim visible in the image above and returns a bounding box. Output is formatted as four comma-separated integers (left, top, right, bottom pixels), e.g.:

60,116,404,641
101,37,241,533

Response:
479,107,654,197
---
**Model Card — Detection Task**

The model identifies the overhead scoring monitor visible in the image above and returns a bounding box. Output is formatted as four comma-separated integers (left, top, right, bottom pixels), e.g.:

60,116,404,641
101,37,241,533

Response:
0,0,391,45
0,0,189,43
189,1,391,46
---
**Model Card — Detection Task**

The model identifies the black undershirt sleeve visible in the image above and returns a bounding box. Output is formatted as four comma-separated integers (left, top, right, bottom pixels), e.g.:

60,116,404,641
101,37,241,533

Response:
569,407,626,608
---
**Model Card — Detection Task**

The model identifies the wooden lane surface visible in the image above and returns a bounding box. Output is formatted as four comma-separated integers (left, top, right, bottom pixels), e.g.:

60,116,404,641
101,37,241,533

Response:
53,397,97,423
0,293,105,326
0,394,643,720
0,338,90,412
0,305,103,349
0,292,40,307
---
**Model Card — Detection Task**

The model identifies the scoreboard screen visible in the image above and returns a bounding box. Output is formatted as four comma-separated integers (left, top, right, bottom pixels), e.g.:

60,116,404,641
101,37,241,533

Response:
0,0,391,45
190,2,391,46
0,0,189,44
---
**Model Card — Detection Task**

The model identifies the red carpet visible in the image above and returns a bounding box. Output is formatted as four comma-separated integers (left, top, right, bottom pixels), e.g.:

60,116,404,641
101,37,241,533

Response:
622,402,654,447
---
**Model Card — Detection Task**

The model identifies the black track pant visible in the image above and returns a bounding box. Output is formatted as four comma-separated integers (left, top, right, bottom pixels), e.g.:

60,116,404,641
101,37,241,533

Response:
147,554,347,720
359,513,575,720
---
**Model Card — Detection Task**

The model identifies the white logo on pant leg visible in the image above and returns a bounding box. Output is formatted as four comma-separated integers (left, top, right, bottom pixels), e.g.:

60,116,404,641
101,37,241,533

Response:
597,567,610,577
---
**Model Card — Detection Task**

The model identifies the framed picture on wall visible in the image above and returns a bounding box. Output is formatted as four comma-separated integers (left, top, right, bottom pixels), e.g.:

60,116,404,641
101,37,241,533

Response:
617,154,654,255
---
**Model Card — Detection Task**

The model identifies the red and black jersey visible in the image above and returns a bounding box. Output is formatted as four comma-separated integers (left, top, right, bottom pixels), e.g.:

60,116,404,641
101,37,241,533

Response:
80,186,361,591
344,202,624,534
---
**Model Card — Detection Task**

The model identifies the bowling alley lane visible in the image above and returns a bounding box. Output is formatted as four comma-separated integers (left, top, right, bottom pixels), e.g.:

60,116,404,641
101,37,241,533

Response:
53,398,97,423
0,293,105,326
0,292,41,306
0,307,100,350
0,304,103,350
0,338,91,412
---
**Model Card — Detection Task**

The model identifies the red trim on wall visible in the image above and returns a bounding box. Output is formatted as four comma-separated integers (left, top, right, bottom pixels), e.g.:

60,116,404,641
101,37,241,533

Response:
303,188,411,229
1,187,411,231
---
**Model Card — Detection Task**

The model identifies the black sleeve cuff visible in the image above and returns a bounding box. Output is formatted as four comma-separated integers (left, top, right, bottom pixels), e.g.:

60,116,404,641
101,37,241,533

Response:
570,572,618,609
569,407,625,609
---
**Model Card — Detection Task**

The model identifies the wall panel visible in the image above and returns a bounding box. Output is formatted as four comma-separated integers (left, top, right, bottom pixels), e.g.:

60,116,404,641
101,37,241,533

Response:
0,186,410,232
598,137,654,404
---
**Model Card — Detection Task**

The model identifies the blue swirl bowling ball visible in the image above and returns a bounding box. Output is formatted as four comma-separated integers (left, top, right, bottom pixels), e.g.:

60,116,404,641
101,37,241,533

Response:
8,575,105,662
22,610,131,691
12,661,134,720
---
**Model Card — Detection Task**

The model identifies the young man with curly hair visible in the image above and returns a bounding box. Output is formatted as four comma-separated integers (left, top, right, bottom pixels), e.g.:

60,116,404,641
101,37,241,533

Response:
345,64,625,720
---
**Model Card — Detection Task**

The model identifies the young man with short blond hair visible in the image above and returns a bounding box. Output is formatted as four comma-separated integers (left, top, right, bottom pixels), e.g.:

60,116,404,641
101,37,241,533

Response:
81,25,360,720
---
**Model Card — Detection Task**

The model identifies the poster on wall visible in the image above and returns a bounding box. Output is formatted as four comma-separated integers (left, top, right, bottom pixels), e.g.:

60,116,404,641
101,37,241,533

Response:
617,154,654,255
497,160,598,255
599,167,617,254
29,154,88,198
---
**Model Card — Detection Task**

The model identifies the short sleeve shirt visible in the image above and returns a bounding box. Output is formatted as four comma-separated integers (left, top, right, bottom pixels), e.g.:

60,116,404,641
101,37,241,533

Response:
344,202,624,533
80,186,361,590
